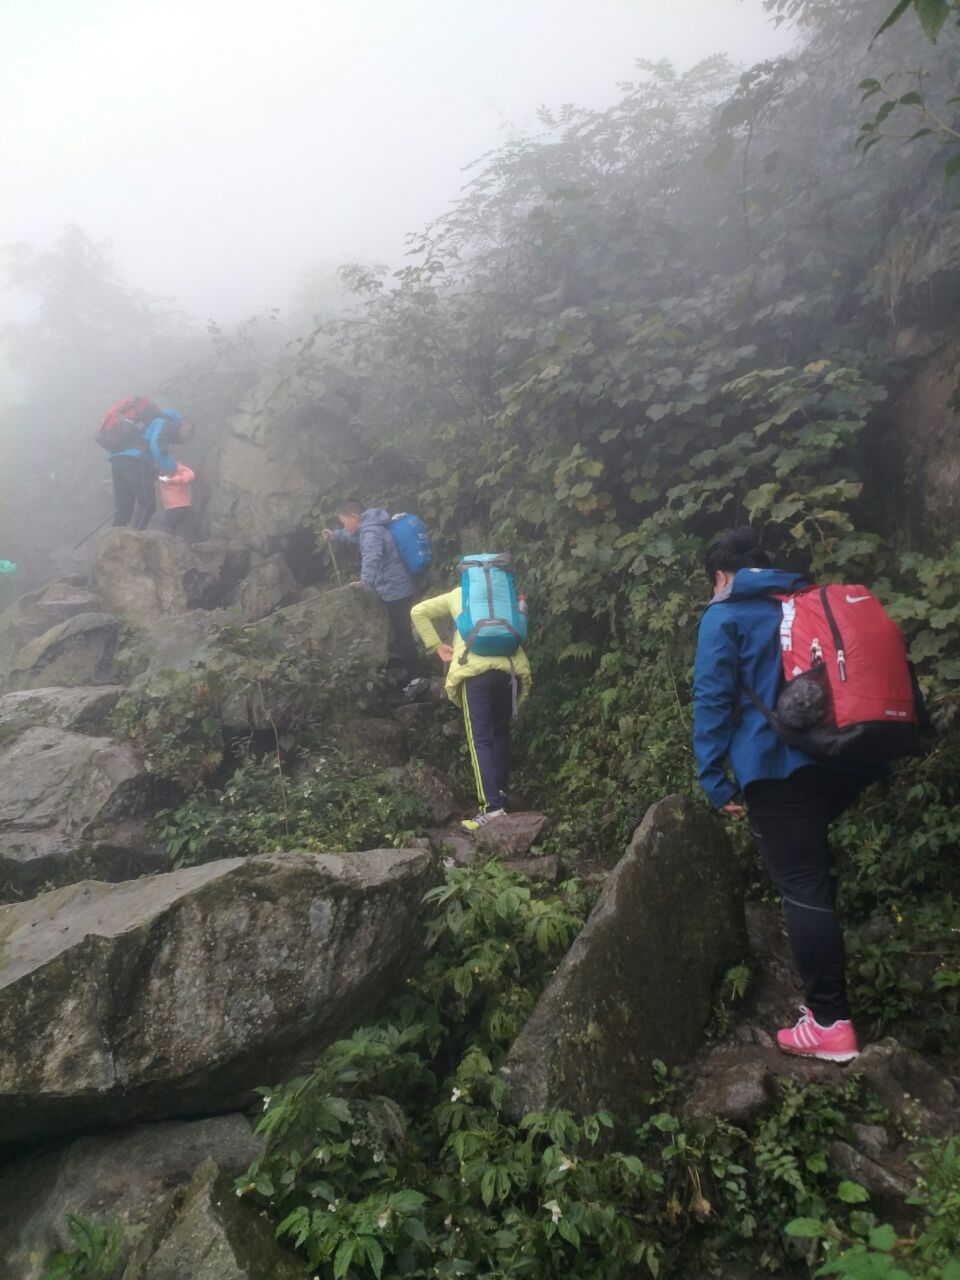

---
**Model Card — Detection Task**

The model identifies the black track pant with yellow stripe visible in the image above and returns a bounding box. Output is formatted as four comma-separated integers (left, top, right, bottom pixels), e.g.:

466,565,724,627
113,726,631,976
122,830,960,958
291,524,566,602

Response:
462,670,512,812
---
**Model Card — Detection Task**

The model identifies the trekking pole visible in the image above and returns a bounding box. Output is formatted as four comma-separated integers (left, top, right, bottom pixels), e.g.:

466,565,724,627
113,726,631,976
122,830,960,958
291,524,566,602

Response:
327,537,343,586
73,512,116,550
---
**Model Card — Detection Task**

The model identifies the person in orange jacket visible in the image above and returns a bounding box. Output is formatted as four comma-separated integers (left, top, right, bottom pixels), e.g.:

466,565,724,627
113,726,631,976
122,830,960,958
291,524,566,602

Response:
156,461,197,540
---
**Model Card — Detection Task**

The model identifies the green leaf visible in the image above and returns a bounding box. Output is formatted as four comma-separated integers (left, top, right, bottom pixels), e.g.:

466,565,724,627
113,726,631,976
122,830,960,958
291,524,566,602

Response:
837,1180,870,1203
785,1217,830,1237
361,1235,385,1278
915,0,951,40
333,1236,357,1280
868,1223,898,1252
390,1190,428,1214
874,0,915,39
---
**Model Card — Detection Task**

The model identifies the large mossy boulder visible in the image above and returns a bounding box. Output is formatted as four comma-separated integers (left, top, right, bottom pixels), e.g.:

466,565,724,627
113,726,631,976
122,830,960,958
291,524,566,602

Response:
0,727,163,902
0,847,436,1150
0,1115,260,1280
248,585,391,676
499,795,747,1120
3,613,120,692
94,530,252,629
121,1159,302,1280
0,685,124,734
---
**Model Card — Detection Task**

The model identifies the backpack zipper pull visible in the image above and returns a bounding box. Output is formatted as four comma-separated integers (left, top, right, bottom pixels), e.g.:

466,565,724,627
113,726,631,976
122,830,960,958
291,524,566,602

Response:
837,648,847,682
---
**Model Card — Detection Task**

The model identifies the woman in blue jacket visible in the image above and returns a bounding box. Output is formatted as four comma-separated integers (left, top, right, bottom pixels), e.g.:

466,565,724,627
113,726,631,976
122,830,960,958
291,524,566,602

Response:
694,527,870,1063
108,410,193,530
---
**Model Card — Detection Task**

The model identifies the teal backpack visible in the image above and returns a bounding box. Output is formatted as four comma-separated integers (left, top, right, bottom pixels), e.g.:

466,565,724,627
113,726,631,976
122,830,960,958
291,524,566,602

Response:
456,554,528,662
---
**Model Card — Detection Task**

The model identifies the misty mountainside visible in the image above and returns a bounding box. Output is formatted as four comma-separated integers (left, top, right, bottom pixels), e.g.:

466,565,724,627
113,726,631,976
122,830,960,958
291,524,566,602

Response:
2,1,960,1278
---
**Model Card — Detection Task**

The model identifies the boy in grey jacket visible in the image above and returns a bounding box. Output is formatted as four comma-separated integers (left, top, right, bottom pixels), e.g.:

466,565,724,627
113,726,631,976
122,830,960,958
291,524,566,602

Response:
322,500,422,677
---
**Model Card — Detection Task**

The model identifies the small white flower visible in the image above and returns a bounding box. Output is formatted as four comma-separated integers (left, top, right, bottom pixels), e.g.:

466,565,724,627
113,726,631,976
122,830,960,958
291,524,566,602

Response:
444,1215,453,1229
544,1199,562,1224
442,856,456,870
328,1201,338,1213
558,1157,575,1173
351,1134,361,1145
373,1150,384,1163
378,1211,391,1229
314,1148,327,1162
450,1087,462,1102
262,1096,271,1111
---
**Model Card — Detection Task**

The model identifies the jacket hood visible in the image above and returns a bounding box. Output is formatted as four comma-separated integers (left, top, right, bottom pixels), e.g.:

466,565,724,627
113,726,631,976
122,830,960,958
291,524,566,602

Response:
359,507,391,529
715,567,808,603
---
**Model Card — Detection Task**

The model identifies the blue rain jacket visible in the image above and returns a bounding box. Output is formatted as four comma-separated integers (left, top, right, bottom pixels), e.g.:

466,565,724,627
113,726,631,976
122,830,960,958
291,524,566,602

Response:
693,567,814,808
330,508,416,603
107,409,180,471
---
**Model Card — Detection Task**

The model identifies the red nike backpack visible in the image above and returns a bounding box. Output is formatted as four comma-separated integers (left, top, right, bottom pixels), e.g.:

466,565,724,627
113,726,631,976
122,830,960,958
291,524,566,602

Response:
744,583,928,764
94,396,160,451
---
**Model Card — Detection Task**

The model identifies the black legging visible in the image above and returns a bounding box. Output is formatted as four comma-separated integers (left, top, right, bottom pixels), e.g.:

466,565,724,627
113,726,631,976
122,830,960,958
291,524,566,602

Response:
110,455,156,530
745,765,873,1025
384,595,424,678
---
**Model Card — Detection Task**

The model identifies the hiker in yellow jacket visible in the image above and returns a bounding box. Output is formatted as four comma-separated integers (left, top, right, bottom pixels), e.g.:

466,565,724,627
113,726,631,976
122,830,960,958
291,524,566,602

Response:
411,584,532,833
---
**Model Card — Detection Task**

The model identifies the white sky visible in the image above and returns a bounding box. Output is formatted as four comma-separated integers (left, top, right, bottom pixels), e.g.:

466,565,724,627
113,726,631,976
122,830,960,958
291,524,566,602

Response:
1,0,793,321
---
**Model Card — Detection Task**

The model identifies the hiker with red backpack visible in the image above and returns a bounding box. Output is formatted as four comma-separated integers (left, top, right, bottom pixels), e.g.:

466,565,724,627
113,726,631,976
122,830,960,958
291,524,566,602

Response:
95,397,193,529
694,527,925,1064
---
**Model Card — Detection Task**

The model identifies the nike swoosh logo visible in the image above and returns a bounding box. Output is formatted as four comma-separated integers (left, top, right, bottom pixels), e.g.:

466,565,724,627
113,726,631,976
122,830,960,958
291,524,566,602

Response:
846,594,871,604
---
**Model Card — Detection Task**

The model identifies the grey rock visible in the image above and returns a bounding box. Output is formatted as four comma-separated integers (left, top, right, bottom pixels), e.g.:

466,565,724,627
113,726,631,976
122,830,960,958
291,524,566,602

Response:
0,727,163,902
135,608,240,679
469,812,550,859
0,685,124,734
500,795,746,1120
94,531,251,629
203,364,367,549
121,1158,302,1280
384,763,458,823
850,1122,891,1161
429,828,476,866
0,584,103,669
825,1140,913,1211
683,1044,842,1129
502,854,561,883
684,1055,774,1126
0,846,437,1149
4,613,120,692
856,1038,960,1138
260,587,390,673
0,1115,260,1280
230,554,298,622
335,717,406,769
126,587,390,737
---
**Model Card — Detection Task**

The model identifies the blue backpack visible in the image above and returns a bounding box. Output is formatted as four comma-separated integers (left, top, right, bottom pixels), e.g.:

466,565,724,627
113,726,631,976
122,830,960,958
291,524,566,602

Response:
456,554,528,661
390,513,432,576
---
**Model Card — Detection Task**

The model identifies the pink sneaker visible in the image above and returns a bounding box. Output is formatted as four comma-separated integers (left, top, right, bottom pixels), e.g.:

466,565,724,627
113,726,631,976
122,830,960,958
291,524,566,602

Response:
777,1007,860,1063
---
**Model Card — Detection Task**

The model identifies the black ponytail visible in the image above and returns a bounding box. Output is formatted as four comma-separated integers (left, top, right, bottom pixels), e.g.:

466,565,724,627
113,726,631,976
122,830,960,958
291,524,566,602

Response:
704,527,771,587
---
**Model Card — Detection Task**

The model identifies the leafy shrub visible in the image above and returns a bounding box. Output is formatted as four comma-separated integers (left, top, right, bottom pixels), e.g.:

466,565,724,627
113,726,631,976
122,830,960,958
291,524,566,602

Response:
40,1214,123,1280
241,863,960,1278
788,1139,960,1279
156,751,431,867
